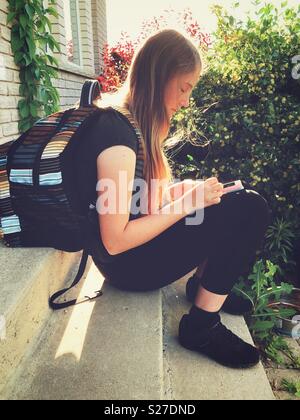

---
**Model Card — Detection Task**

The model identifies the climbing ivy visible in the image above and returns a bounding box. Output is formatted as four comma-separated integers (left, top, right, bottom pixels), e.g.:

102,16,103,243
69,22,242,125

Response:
7,0,61,132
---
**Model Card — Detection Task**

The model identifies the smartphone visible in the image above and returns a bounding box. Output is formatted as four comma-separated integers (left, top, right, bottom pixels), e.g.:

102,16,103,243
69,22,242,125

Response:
223,180,244,194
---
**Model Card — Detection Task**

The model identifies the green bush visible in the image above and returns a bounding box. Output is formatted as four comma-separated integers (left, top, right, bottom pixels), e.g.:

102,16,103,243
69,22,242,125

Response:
170,1,300,277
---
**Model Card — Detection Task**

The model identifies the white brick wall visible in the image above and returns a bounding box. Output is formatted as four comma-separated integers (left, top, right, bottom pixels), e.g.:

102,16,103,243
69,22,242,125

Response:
92,0,107,75
0,0,16,144
0,0,107,145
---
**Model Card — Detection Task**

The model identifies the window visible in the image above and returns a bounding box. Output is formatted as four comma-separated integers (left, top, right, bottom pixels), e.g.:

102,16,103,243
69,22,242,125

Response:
63,0,81,65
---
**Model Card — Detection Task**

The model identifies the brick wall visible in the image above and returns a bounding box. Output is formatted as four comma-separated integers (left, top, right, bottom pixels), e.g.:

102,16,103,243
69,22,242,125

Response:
0,0,107,146
92,0,107,76
0,0,21,145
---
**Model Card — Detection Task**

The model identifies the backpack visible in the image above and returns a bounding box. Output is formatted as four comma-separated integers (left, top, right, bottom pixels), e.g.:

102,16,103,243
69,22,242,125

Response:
0,80,145,310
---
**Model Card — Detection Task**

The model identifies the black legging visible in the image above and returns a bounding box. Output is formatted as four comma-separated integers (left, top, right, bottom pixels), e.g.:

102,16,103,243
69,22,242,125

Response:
93,189,271,295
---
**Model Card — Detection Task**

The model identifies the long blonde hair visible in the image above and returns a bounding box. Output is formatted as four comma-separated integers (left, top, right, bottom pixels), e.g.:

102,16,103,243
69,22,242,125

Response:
95,29,202,212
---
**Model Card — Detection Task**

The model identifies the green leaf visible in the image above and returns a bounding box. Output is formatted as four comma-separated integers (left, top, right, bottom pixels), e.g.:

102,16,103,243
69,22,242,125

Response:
11,33,24,52
34,68,40,79
280,283,294,294
19,25,26,39
7,11,16,24
40,88,48,103
14,0,23,9
43,16,52,31
46,55,55,66
19,118,32,133
252,320,275,331
277,308,297,319
14,51,23,66
23,54,32,66
46,7,59,18
20,14,28,30
19,100,30,118
50,37,61,53
36,19,45,33
25,4,34,19
26,37,36,60
30,102,39,117
19,84,25,96
50,56,59,67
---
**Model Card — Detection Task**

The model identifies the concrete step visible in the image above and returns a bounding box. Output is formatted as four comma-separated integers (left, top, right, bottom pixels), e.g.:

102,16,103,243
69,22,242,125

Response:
162,273,275,400
1,253,275,400
0,242,83,395
2,262,163,400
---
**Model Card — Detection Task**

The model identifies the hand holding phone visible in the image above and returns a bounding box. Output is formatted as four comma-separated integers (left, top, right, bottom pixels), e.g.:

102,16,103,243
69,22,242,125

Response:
223,180,244,195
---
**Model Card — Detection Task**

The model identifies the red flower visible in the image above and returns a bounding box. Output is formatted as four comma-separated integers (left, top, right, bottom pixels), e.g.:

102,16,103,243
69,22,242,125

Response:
97,8,212,92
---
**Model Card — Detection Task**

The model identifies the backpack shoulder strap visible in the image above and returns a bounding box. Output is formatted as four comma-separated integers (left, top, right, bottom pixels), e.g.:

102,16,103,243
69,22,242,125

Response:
110,106,140,135
49,249,103,310
109,105,146,176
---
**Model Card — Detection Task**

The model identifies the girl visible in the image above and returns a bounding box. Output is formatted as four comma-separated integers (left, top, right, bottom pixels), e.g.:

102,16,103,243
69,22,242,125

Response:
88,29,270,369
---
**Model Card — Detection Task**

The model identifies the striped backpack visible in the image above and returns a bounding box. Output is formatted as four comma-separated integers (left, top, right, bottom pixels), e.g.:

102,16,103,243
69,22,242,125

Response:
0,80,145,310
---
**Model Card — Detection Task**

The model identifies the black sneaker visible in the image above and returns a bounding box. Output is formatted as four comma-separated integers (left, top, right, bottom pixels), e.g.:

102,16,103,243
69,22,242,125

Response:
178,314,260,369
186,275,253,316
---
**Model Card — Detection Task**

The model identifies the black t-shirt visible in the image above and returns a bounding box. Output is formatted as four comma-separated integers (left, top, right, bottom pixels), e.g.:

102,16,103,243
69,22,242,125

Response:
61,108,140,216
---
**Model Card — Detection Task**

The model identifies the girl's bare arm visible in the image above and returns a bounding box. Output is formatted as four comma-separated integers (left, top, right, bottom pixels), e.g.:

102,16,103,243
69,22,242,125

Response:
97,146,222,256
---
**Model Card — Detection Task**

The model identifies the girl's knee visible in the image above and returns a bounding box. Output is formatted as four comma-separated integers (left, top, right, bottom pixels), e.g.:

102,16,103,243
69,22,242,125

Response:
223,189,270,224
244,189,269,211
241,189,271,227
